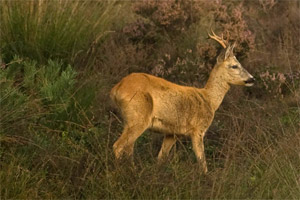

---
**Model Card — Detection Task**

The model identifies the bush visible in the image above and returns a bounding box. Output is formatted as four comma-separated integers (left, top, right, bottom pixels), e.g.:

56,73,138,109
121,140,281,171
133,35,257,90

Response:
0,56,95,134
102,0,256,86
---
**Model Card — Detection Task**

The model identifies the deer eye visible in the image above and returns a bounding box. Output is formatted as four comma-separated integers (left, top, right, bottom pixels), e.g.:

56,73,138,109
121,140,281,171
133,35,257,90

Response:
231,65,238,69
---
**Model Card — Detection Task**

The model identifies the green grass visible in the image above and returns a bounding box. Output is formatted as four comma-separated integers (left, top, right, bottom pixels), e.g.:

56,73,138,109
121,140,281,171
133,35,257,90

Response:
0,0,125,67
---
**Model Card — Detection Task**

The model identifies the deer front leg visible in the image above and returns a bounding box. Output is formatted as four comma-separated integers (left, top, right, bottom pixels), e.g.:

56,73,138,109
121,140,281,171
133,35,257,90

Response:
191,134,208,174
157,135,177,161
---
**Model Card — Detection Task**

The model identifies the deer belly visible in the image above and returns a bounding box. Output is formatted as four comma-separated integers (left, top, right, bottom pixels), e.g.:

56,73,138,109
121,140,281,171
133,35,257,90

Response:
150,116,192,136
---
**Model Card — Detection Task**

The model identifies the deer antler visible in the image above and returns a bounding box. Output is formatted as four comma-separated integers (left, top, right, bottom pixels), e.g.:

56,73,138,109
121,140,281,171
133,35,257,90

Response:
208,29,229,49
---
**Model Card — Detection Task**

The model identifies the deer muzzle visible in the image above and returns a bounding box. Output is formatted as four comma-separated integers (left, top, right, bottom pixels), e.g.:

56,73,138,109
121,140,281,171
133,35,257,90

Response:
244,77,255,86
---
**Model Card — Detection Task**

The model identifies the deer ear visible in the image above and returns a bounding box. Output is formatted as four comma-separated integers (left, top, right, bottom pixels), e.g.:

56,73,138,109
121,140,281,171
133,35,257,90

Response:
217,49,226,63
224,44,232,60
230,42,236,55
217,43,235,63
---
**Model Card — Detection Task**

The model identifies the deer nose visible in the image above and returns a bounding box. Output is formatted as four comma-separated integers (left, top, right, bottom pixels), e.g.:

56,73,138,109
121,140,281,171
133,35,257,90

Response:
245,77,255,84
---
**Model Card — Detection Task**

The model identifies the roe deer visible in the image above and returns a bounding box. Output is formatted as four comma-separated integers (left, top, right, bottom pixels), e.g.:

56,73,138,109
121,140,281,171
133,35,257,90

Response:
110,31,254,173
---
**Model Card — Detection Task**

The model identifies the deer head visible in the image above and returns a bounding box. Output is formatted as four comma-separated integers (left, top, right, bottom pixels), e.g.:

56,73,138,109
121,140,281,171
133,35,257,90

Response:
208,30,255,87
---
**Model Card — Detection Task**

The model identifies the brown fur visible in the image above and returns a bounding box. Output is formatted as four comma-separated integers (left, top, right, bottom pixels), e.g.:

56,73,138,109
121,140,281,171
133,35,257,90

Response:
110,45,254,173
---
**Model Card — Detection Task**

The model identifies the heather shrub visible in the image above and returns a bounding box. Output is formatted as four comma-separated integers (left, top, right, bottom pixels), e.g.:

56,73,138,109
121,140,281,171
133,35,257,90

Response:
257,70,300,99
111,0,256,85
213,2,255,54
117,0,206,81
134,0,202,35
243,0,300,99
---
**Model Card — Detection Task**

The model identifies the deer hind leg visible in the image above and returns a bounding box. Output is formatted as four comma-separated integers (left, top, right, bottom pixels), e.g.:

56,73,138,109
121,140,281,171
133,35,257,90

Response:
113,92,153,159
191,134,208,174
113,122,149,159
157,135,177,161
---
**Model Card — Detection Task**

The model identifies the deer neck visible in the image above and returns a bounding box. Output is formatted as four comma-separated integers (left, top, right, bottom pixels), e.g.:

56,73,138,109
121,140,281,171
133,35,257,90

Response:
203,66,230,112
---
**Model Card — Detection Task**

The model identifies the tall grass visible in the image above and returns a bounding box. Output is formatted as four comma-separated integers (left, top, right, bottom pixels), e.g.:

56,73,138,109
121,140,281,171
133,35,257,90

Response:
0,0,124,66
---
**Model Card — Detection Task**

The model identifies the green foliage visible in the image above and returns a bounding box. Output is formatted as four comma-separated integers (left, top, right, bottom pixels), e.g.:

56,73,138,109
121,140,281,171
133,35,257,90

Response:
39,61,76,106
0,56,95,134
